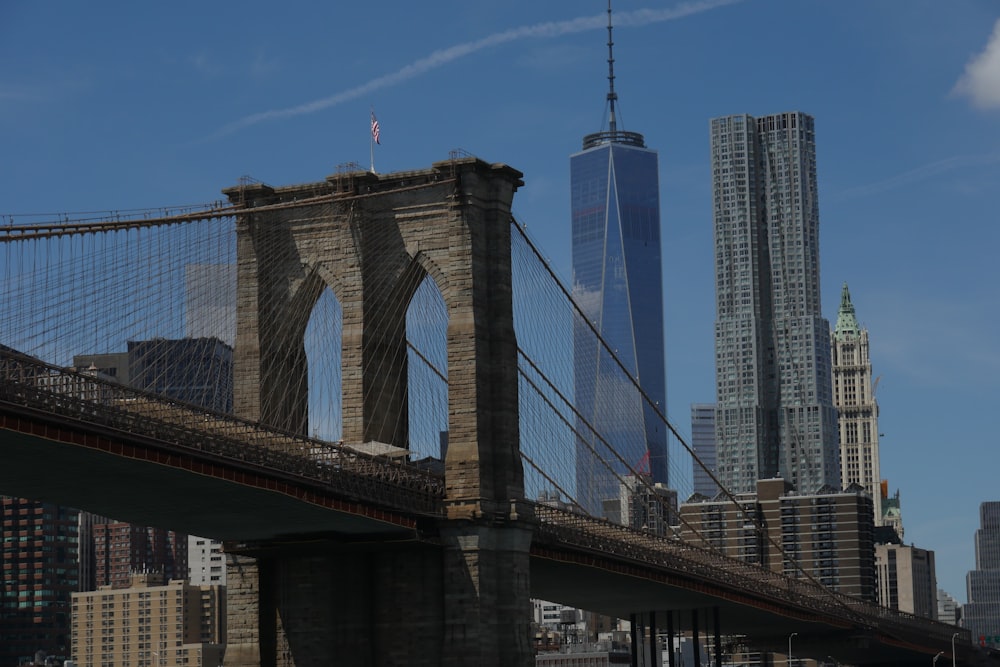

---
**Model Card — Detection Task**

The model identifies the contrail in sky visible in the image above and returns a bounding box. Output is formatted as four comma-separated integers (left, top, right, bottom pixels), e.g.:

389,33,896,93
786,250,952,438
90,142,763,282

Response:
214,0,740,138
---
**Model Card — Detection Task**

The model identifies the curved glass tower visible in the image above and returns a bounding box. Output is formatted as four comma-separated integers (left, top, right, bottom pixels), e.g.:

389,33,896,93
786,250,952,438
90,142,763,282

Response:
570,2,667,517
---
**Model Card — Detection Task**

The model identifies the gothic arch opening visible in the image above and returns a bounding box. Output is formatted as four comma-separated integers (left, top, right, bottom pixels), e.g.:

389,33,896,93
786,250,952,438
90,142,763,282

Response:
405,274,448,461
305,286,343,442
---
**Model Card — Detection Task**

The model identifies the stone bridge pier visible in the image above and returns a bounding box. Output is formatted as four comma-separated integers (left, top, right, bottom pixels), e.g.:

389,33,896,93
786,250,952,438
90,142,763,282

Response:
220,157,534,667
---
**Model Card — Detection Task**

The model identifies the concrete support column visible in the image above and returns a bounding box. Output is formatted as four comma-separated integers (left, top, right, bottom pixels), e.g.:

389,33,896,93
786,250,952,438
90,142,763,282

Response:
229,185,311,435
224,552,275,667
440,161,524,518
227,544,452,667
440,523,533,667
339,286,409,447
353,260,410,447
271,555,341,667
232,212,264,424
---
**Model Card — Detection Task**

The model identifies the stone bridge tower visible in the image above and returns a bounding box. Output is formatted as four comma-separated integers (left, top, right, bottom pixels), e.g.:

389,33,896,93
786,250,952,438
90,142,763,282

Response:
221,157,533,667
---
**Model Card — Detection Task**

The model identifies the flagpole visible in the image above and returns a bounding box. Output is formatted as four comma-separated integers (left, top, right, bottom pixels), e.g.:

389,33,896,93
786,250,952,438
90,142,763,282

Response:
369,106,376,173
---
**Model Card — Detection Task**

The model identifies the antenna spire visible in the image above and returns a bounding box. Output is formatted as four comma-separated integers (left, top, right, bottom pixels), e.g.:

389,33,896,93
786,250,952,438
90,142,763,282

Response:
606,0,618,133
582,0,645,148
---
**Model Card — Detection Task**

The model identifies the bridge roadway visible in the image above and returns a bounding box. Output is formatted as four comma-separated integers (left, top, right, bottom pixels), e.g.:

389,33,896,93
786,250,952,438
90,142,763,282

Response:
1,353,996,666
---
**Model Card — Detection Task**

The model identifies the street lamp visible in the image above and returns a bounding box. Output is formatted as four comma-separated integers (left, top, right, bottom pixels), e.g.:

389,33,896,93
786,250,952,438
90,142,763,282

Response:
933,651,944,665
952,632,959,667
788,632,798,667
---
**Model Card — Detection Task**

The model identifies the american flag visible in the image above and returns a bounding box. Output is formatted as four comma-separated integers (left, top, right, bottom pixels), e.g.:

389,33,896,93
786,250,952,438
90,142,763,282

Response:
371,111,381,145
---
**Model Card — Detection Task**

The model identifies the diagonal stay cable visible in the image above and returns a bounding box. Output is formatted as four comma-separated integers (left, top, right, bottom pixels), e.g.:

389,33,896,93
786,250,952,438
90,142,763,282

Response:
517,348,730,552
510,217,865,616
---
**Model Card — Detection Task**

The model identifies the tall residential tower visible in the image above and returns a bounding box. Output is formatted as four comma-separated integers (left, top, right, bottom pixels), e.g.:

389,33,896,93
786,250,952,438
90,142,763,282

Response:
710,112,839,495
0,498,79,664
571,2,667,515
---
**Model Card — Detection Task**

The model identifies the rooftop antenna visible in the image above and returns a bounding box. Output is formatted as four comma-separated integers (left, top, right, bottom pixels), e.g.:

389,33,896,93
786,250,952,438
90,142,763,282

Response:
606,0,618,134
582,0,643,149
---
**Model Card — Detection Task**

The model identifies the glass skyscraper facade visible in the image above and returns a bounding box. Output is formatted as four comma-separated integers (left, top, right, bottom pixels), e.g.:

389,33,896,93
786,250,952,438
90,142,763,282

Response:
571,129,667,517
690,403,720,498
710,111,839,495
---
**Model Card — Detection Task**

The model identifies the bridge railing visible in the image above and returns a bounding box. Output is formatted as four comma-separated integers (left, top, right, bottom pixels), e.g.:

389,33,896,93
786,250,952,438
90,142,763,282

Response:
532,503,968,646
0,349,445,514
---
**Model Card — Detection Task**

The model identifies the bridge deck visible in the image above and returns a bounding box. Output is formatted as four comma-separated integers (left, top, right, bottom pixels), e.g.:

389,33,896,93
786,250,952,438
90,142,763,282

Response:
531,505,974,665
2,350,995,665
0,351,442,540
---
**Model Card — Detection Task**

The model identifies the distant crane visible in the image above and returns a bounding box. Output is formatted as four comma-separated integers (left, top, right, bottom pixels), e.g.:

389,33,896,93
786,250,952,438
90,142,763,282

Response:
635,449,650,476
873,375,885,438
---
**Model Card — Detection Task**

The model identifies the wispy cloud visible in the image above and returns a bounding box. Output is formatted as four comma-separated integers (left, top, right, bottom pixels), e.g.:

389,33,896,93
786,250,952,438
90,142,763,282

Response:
211,0,740,139
952,18,1000,110
831,151,1000,201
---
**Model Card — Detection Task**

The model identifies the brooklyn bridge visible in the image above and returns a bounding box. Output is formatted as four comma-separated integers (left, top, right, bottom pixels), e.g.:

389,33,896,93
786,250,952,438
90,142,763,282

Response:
0,156,992,666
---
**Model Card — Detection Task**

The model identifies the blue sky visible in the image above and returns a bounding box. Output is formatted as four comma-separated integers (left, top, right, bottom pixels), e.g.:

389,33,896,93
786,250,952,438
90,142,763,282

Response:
3,1,999,603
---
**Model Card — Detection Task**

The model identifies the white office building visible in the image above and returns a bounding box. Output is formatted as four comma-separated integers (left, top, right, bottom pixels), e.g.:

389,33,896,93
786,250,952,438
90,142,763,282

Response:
188,536,226,586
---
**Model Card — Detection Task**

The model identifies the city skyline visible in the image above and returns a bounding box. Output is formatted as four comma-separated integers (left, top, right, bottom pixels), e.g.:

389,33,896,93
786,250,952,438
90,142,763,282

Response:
2,1,998,603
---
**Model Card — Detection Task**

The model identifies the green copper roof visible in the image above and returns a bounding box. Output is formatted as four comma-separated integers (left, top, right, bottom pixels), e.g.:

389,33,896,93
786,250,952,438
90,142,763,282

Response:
834,282,860,340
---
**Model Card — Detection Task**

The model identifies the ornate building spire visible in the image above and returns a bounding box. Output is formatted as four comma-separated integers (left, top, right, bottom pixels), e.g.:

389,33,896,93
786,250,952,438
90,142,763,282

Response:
829,281,883,526
834,282,860,340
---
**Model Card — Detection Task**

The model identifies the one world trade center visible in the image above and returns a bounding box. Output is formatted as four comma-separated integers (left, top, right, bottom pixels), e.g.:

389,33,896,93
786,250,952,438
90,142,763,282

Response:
570,1,667,517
